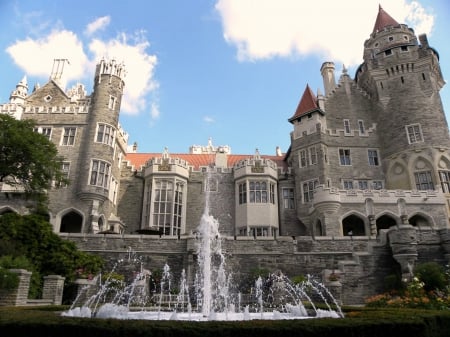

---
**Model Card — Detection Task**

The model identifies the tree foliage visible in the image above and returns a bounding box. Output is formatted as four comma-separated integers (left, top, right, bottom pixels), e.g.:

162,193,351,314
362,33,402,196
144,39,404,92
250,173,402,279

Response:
0,114,68,194
0,213,104,297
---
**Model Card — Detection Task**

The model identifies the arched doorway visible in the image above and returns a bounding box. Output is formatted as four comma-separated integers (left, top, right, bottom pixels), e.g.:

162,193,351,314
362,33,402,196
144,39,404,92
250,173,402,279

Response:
342,214,366,236
376,214,397,233
60,211,83,233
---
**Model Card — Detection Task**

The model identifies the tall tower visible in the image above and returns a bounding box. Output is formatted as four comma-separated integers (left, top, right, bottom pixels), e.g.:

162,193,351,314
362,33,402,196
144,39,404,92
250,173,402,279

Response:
356,5,450,191
76,59,126,232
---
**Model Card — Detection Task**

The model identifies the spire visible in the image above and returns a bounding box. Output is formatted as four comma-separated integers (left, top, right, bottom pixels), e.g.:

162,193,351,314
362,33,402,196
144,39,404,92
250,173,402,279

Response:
9,75,29,104
372,5,399,33
288,84,320,122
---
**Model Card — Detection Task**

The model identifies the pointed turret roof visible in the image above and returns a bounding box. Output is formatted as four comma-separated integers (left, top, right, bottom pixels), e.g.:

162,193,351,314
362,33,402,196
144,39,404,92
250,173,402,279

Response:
288,84,322,122
372,5,399,33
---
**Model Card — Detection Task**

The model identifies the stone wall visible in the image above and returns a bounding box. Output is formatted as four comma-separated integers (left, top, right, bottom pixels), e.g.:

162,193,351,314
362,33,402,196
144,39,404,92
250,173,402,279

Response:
61,229,447,305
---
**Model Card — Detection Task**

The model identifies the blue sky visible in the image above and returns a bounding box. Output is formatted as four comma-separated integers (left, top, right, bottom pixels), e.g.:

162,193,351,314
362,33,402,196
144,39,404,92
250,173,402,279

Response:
1,0,449,155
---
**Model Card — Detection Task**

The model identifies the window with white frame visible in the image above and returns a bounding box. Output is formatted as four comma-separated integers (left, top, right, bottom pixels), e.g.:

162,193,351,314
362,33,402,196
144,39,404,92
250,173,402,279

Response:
339,149,351,165
109,176,118,204
55,162,70,187
358,180,368,190
152,179,184,236
96,123,115,146
89,159,111,189
406,124,423,144
249,181,267,203
414,171,434,190
343,180,353,189
61,127,76,146
282,188,295,209
302,179,319,202
372,180,383,190
439,171,450,193
34,127,52,140
368,149,379,166
108,95,117,110
269,183,275,204
344,119,351,134
358,120,365,134
300,146,318,167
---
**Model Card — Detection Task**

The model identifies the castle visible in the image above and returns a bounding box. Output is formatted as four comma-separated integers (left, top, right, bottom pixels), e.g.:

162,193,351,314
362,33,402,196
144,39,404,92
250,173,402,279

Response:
1,6,450,305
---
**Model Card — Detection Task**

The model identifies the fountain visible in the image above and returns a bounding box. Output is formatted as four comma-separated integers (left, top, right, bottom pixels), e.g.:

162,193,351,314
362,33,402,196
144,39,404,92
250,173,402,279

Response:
62,169,343,321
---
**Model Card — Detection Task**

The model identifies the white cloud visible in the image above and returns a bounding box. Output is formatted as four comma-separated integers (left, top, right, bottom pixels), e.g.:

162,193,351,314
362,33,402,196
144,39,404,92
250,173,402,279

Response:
85,16,111,36
215,0,434,66
6,30,88,85
150,101,160,119
203,116,215,123
6,20,158,116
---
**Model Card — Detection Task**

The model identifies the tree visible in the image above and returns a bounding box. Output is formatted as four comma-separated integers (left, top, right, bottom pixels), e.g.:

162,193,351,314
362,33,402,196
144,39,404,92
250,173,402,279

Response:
0,114,68,195
0,213,104,299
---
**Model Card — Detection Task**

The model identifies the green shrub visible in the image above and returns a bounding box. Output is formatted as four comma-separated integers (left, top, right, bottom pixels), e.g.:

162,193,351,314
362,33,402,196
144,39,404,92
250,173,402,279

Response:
414,262,447,292
0,268,19,290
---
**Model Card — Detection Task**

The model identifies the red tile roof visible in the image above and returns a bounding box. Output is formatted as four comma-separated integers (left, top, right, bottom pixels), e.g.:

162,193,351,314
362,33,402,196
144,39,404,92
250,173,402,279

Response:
288,84,319,122
372,5,399,33
125,152,288,171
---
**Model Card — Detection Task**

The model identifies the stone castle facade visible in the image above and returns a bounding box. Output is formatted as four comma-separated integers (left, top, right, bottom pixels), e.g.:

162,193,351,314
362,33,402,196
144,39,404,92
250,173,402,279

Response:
1,6,450,304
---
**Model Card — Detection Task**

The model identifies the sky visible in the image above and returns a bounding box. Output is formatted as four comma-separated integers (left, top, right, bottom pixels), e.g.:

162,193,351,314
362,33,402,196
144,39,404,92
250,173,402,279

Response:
0,0,449,155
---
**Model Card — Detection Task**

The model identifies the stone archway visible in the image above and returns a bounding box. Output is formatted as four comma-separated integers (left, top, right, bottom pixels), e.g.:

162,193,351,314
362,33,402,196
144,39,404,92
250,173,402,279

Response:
60,211,83,233
409,214,432,227
376,214,397,233
342,214,366,236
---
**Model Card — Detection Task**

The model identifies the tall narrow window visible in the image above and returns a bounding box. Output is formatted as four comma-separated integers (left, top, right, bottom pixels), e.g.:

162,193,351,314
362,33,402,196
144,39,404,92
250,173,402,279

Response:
344,119,351,134
339,149,351,165
303,179,319,203
238,182,247,204
108,96,117,110
173,182,183,236
299,149,308,167
269,183,275,204
358,120,365,134
282,188,295,209
414,171,434,190
89,160,111,189
368,149,379,166
153,180,173,236
309,146,317,165
406,124,423,144
439,171,450,193
61,127,76,145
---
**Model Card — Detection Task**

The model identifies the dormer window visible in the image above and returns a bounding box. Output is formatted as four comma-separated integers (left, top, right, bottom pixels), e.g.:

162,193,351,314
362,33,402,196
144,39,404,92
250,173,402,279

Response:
385,49,392,56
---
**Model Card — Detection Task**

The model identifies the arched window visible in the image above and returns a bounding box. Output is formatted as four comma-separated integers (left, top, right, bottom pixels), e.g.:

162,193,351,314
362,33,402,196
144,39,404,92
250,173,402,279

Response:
409,214,431,227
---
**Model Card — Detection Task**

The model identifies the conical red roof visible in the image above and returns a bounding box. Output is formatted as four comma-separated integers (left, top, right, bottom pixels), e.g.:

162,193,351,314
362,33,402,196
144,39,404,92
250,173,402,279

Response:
373,5,399,33
289,84,319,122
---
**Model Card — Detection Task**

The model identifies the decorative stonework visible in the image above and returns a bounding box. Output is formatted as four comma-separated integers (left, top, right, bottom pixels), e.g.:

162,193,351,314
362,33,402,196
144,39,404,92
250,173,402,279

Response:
158,158,171,171
251,161,264,173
